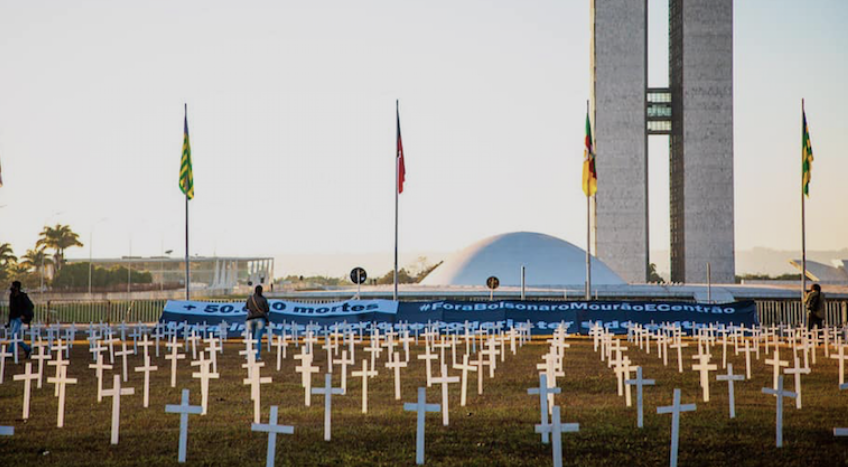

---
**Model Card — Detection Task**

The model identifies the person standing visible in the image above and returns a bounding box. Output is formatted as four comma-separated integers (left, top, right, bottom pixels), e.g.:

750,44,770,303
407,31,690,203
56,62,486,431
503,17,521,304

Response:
805,283,825,330
245,285,270,361
6,281,33,360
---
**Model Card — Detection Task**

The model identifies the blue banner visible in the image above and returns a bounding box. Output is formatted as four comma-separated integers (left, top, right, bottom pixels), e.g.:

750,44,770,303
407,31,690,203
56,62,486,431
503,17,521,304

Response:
161,299,758,335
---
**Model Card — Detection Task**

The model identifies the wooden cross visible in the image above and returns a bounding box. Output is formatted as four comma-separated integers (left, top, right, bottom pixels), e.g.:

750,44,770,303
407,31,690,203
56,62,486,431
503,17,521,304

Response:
48,339,69,397
762,375,797,447
165,389,203,463
116,341,133,382
365,337,383,374
0,344,11,384
669,338,689,374
243,360,273,423
625,366,655,428
134,355,158,408
765,349,789,392
692,354,718,402
737,340,755,379
294,351,320,407
656,388,697,467
334,349,354,394
615,357,634,406
385,351,407,400
137,334,153,362
30,342,51,389
716,363,745,418
830,344,848,386
431,364,459,426
835,383,848,438
252,405,295,467
102,374,135,444
191,354,220,415
166,338,187,388
528,373,562,444
323,335,337,374
88,353,113,402
273,333,288,371
453,354,477,407
535,405,579,467
403,387,440,465
351,358,378,413
784,356,810,409
417,344,438,387
482,339,500,378
13,362,39,419
311,373,344,441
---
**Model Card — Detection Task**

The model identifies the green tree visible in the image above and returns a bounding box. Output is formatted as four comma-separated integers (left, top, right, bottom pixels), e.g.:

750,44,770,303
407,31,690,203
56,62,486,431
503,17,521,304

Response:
20,247,54,274
0,242,16,265
376,268,415,285
36,224,83,271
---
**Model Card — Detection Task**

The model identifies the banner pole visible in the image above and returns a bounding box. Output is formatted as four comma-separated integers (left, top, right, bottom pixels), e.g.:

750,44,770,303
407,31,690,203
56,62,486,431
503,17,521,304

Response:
586,194,592,300
801,101,807,317
394,100,399,302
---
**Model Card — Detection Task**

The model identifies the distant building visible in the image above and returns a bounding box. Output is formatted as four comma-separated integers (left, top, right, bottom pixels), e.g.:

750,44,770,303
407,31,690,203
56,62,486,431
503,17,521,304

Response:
591,0,735,283
65,256,275,291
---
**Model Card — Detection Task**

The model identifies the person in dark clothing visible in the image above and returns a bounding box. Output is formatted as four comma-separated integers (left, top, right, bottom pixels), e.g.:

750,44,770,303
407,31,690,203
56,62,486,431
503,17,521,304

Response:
245,285,270,360
805,283,825,331
6,281,32,359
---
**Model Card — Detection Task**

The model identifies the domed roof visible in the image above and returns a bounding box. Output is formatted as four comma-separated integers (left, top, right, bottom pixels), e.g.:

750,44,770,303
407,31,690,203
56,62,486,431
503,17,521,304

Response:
420,232,625,287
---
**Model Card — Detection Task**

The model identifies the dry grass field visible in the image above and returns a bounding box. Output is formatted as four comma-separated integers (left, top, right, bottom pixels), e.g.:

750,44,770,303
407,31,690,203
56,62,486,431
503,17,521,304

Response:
1,335,847,466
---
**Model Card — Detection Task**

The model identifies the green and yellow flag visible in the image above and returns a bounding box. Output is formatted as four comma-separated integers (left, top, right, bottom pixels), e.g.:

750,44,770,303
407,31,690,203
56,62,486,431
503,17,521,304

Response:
582,110,597,197
802,105,813,197
180,105,194,199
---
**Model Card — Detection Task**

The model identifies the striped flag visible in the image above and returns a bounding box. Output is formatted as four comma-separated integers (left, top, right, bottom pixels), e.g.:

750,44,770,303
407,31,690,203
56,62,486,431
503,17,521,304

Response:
582,110,597,197
180,105,194,199
396,102,406,194
802,106,814,197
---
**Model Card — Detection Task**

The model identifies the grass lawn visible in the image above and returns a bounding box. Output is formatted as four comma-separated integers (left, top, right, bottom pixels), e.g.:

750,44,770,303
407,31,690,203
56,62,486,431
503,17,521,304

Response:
1,335,847,466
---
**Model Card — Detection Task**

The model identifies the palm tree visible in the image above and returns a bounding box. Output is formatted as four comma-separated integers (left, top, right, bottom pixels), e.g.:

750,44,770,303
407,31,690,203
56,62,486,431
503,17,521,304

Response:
0,242,16,266
36,224,83,271
21,247,54,274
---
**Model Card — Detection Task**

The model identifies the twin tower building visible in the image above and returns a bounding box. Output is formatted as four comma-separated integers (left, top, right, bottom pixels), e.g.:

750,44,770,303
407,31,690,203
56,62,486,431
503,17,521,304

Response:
591,0,735,284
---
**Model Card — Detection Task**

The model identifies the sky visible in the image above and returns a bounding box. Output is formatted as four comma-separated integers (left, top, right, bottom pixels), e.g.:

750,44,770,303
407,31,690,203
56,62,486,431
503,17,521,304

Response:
0,0,846,278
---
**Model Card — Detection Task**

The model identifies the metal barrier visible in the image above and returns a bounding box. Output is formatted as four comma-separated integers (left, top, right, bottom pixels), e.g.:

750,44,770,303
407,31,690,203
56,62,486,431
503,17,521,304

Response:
756,299,847,328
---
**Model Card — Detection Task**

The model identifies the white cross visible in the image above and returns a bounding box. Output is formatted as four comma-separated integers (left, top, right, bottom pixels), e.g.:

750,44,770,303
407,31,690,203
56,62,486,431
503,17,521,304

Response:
417,343,438,387
765,349,789,392
667,336,690,373
13,362,38,420
656,388,697,467
738,340,755,379
334,349,354,394
692,354,718,402
252,405,295,467
102,374,135,444
453,353,477,407
311,373,344,441
0,344,11,384
46,364,77,428
243,360,273,423
830,344,848,386
431,364,459,426
133,354,158,408
166,338,187,388
385,351,408,400
535,405,579,467
115,341,133,382
191,354,220,415
528,373,561,444
204,336,221,374
716,363,745,418
784,356,810,409
762,375,797,448
482,339,500,378
273,333,288,371
404,387,440,465
88,353,112,402
294,351,320,407
165,389,203,463
29,342,50,389
351,359,378,413
469,354,485,396
625,366,655,428
835,382,848,437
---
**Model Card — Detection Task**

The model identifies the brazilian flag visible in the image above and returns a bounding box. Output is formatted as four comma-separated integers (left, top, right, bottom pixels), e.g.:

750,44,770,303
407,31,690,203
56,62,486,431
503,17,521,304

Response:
802,107,813,197
180,105,194,199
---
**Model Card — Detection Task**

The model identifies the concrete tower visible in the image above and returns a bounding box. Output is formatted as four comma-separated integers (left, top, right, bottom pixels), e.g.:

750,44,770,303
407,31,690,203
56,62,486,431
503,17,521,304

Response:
590,0,735,284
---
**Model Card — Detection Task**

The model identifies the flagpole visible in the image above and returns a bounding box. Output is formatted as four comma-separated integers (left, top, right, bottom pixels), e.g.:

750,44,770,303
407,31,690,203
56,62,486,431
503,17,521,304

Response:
800,98,807,312
394,100,399,301
184,103,191,301
585,100,592,300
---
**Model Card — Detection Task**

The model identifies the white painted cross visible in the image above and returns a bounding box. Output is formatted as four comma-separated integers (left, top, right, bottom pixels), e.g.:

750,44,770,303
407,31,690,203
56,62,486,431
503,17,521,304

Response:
204,336,221,374
351,359,378,413
669,339,688,374
47,365,77,428
89,353,112,402
656,388,696,467
692,354,718,402
830,344,848,386
116,341,133,382
102,374,135,445
385,351,408,400
334,349,353,394
432,364,459,426
0,344,11,384
404,387,441,465
784,356,810,409
191,354,220,415
470,354,485,396
47,339,69,397
835,382,848,438
13,362,38,420
166,338,187,388
273,333,288,371
165,389,203,463
294,351,320,407
765,349,789,392
625,366,655,428
134,355,158,408
716,363,745,418
453,354,477,407
534,405,579,467
311,373,344,441
762,375,797,447
243,361,273,423
30,343,51,389
252,405,295,467
738,340,755,379
417,344,438,387
528,373,561,443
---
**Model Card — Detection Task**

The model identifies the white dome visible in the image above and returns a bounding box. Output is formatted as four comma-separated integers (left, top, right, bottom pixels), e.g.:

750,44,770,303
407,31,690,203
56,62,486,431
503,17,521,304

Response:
421,232,625,287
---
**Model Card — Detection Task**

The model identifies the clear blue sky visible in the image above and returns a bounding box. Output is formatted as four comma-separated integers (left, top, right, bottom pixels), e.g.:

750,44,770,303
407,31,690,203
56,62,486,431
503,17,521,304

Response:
0,0,845,276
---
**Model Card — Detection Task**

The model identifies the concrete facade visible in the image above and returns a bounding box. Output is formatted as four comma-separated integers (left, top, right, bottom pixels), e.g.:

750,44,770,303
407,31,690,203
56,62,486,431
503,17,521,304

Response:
590,0,649,283
669,0,735,283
